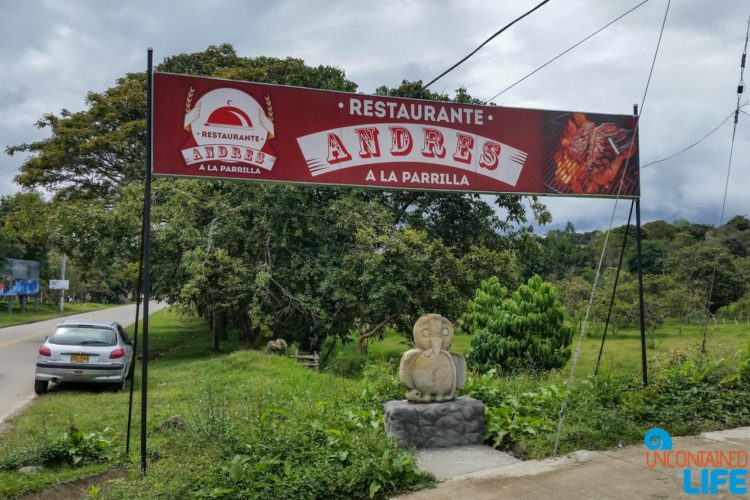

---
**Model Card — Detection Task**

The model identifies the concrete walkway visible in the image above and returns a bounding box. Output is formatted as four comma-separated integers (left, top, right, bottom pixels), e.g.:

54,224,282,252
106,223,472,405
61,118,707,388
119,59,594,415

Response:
398,427,750,499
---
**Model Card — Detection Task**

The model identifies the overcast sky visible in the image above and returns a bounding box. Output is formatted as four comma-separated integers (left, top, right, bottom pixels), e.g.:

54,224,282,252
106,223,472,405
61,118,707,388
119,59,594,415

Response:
1,0,749,233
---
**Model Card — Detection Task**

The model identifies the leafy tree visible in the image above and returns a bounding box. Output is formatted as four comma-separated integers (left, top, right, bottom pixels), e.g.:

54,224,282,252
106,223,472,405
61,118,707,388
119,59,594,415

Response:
734,256,750,285
672,219,713,241
714,215,750,257
0,193,51,282
7,73,147,200
641,274,702,324
459,246,522,296
538,226,596,279
463,275,574,374
554,275,591,322
627,239,667,275
666,244,745,312
717,293,750,322
642,220,678,240
589,269,637,336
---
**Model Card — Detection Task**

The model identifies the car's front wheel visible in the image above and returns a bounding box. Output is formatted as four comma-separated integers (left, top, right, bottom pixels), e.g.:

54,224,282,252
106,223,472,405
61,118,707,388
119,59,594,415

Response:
34,380,48,395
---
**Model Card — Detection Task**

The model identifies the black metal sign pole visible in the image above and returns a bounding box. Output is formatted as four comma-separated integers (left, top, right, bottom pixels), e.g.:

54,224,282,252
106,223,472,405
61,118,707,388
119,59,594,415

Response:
635,196,648,386
140,47,154,474
125,215,145,455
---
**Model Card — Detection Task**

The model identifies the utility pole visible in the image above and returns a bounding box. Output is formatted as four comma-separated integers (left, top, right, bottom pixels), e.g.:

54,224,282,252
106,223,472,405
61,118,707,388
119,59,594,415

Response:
59,254,66,313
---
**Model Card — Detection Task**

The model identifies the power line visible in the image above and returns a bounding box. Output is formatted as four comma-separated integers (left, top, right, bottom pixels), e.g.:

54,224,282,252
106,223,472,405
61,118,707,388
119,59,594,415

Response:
641,107,743,169
486,0,652,103
553,0,672,457
413,0,552,97
700,13,750,354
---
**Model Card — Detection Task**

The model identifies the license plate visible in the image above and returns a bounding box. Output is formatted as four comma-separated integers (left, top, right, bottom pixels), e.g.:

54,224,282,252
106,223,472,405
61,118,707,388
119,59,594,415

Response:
70,354,89,363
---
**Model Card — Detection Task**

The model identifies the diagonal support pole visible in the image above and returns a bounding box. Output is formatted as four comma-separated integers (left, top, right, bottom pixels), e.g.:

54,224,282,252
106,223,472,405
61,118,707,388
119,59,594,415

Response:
594,199,635,376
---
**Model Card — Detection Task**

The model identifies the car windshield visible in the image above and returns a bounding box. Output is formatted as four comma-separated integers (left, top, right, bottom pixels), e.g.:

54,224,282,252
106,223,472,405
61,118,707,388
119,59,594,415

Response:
49,326,117,346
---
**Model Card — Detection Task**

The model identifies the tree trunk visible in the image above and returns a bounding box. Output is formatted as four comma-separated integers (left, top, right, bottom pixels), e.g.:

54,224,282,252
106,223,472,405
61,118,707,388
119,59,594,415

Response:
357,320,389,353
217,311,228,340
212,311,221,351
356,303,410,353
240,313,259,348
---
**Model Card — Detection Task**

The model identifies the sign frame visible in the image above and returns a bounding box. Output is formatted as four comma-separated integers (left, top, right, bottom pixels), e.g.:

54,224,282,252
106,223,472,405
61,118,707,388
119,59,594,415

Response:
152,72,640,199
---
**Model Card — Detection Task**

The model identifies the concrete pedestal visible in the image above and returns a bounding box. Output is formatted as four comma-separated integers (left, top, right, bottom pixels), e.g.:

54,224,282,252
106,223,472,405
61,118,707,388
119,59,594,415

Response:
384,396,485,449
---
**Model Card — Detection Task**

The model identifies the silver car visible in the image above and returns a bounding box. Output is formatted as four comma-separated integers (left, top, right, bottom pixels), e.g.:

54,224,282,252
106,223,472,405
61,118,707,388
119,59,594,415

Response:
34,319,134,394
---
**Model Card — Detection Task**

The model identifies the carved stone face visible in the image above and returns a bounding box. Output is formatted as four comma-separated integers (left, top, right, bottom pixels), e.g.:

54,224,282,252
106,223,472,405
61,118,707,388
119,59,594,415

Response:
413,314,453,355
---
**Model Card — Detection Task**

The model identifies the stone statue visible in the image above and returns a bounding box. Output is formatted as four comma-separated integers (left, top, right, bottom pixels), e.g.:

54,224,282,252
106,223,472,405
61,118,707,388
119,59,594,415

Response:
399,314,466,403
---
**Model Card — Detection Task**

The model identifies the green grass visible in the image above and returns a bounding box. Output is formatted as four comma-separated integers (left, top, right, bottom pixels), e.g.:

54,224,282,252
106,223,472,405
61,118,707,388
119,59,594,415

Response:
0,302,118,328
0,309,228,497
0,310,428,499
331,319,750,379
573,318,750,377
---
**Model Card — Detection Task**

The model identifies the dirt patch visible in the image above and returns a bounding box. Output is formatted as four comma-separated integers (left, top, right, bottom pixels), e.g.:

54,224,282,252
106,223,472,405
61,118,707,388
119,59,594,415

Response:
17,468,128,500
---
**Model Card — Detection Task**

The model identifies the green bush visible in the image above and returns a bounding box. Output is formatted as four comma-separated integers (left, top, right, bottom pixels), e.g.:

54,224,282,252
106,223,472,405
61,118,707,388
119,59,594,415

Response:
325,348,368,378
356,361,403,408
461,345,750,458
183,388,433,499
483,386,559,453
0,426,117,471
634,350,750,434
0,435,68,471
463,275,574,374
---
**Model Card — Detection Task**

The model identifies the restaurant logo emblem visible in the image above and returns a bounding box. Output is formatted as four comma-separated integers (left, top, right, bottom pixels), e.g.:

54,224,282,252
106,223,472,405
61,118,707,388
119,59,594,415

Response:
180,87,277,173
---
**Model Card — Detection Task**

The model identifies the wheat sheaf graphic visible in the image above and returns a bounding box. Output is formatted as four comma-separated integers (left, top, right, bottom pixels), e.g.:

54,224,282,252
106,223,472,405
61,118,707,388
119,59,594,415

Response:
185,87,195,113
264,94,274,122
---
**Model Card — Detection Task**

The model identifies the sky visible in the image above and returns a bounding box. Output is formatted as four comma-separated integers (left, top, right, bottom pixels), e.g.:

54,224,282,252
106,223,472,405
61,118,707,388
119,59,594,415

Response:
1,0,749,233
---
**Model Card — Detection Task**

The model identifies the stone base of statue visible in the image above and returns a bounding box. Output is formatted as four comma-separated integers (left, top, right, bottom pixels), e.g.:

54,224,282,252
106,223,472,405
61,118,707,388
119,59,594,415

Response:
383,397,486,449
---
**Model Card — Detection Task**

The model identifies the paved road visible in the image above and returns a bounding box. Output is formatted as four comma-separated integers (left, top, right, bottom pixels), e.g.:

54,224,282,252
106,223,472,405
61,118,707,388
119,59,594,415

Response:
0,301,167,424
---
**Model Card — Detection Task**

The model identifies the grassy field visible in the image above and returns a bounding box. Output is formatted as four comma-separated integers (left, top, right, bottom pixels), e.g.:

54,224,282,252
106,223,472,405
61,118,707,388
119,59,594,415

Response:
0,310,427,498
573,318,750,376
0,302,118,328
341,318,750,379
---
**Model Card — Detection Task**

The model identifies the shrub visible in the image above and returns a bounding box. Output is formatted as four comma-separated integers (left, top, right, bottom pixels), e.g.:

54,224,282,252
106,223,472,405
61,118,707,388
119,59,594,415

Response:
183,384,433,499
0,434,68,471
483,385,559,452
0,426,117,471
356,361,403,408
463,275,574,374
325,348,368,378
185,390,238,451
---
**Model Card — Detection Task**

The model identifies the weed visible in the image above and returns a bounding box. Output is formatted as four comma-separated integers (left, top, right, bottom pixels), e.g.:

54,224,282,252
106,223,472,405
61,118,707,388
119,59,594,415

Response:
185,390,238,451
0,426,117,471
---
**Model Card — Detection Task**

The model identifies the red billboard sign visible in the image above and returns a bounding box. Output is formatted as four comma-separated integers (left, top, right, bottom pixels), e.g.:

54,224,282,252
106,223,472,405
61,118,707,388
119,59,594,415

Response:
153,73,639,197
